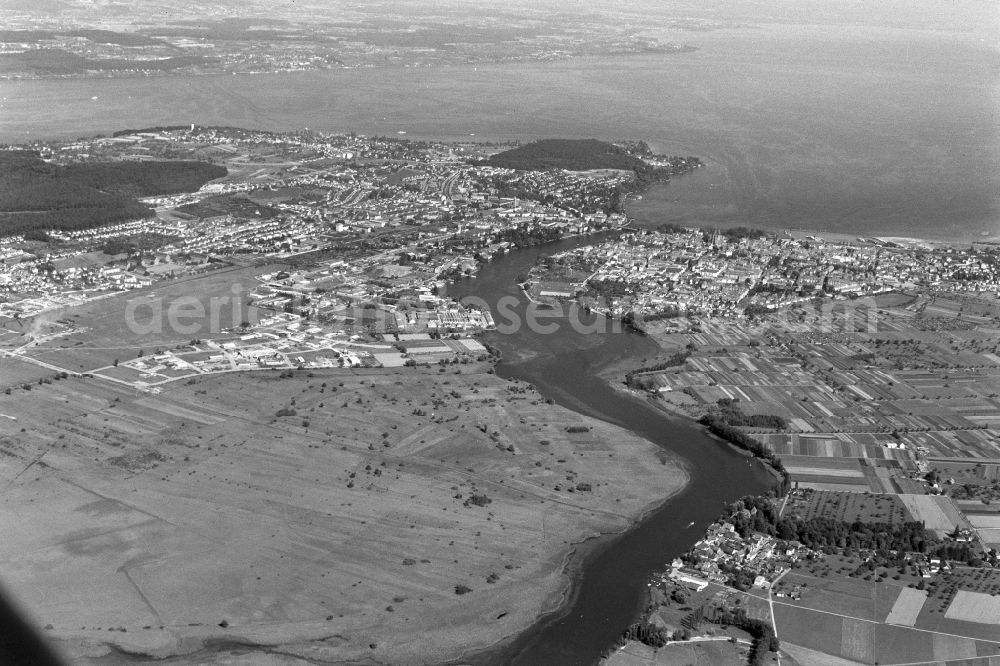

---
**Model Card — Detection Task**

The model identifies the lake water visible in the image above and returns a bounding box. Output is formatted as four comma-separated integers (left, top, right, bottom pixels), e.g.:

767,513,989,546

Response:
5,18,995,663
1,23,997,241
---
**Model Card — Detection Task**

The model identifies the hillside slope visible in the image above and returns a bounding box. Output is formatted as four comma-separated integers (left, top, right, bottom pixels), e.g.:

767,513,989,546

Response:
485,139,647,172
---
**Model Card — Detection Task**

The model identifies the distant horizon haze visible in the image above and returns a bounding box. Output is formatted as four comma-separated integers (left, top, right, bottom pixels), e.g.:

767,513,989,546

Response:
0,15,997,242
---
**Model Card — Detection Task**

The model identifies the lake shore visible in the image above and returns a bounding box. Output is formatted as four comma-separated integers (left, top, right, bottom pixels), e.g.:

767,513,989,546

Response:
3,21,996,243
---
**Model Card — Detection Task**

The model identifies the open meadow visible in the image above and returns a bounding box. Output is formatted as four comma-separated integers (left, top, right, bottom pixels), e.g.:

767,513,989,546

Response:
769,601,1000,665
764,563,1000,664
8,264,273,373
0,365,687,664
781,489,913,525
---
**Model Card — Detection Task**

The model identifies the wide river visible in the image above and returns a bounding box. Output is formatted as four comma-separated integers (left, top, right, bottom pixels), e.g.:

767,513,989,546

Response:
3,17,996,663
448,234,772,664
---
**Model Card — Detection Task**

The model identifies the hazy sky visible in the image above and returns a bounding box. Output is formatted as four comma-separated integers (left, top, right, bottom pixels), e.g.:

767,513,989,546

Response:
12,0,1000,38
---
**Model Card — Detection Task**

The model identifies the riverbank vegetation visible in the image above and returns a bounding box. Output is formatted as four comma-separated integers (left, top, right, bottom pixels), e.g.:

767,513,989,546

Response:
709,398,787,430
624,351,691,388
698,415,791,496
612,588,779,665
721,495,986,566
724,495,932,554
706,607,780,666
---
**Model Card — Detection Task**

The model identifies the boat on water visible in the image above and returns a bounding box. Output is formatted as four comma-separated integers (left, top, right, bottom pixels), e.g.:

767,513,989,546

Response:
686,521,695,528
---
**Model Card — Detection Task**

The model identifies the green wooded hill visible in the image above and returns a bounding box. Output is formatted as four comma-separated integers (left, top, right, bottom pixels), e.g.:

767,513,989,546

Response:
484,139,649,172
0,49,214,76
0,150,226,237
0,29,166,47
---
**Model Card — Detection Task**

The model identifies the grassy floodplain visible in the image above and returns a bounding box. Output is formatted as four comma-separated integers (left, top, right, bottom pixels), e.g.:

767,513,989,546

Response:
0,362,687,664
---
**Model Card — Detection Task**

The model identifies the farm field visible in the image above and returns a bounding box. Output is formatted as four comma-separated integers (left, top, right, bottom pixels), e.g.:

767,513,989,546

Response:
0,365,688,665
913,429,1000,461
0,355,59,390
633,326,1000,497
770,601,1000,664
914,568,1000,640
612,294,1000,666
780,455,914,493
756,432,917,464
770,570,901,622
771,603,847,658
945,591,1000,624
938,462,1000,517
944,462,1000,483
763,558,1000,661
781,642,865,666
969,515,1000,529
787,553,929,592
884,587,927,626
967,510,1000,547
781,489,913,525
20,263,271,357
897,494,971,536
783,456,866,478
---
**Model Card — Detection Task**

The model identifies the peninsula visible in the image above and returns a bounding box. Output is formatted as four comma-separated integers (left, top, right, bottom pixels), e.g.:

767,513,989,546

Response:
485,139,650,172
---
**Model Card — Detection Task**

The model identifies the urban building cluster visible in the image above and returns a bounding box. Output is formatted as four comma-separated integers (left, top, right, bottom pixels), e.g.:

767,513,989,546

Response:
0,127,631,322
528,228,1000,321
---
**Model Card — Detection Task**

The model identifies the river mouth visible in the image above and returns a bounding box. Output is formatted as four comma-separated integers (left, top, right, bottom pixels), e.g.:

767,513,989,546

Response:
448,235,772,664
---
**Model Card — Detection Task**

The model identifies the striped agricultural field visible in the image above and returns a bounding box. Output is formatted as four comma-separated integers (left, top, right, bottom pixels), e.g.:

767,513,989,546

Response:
975,528,1000,547
783,456,865,475
788,467,866,478
968,514,1000,529
884,587,927,626
785,456,871,491
931,633,979,661
758,433,917,465
840,617,874,664
781,643,866,666
945,590,1000,624
897,494,966,534
799,482,871,492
